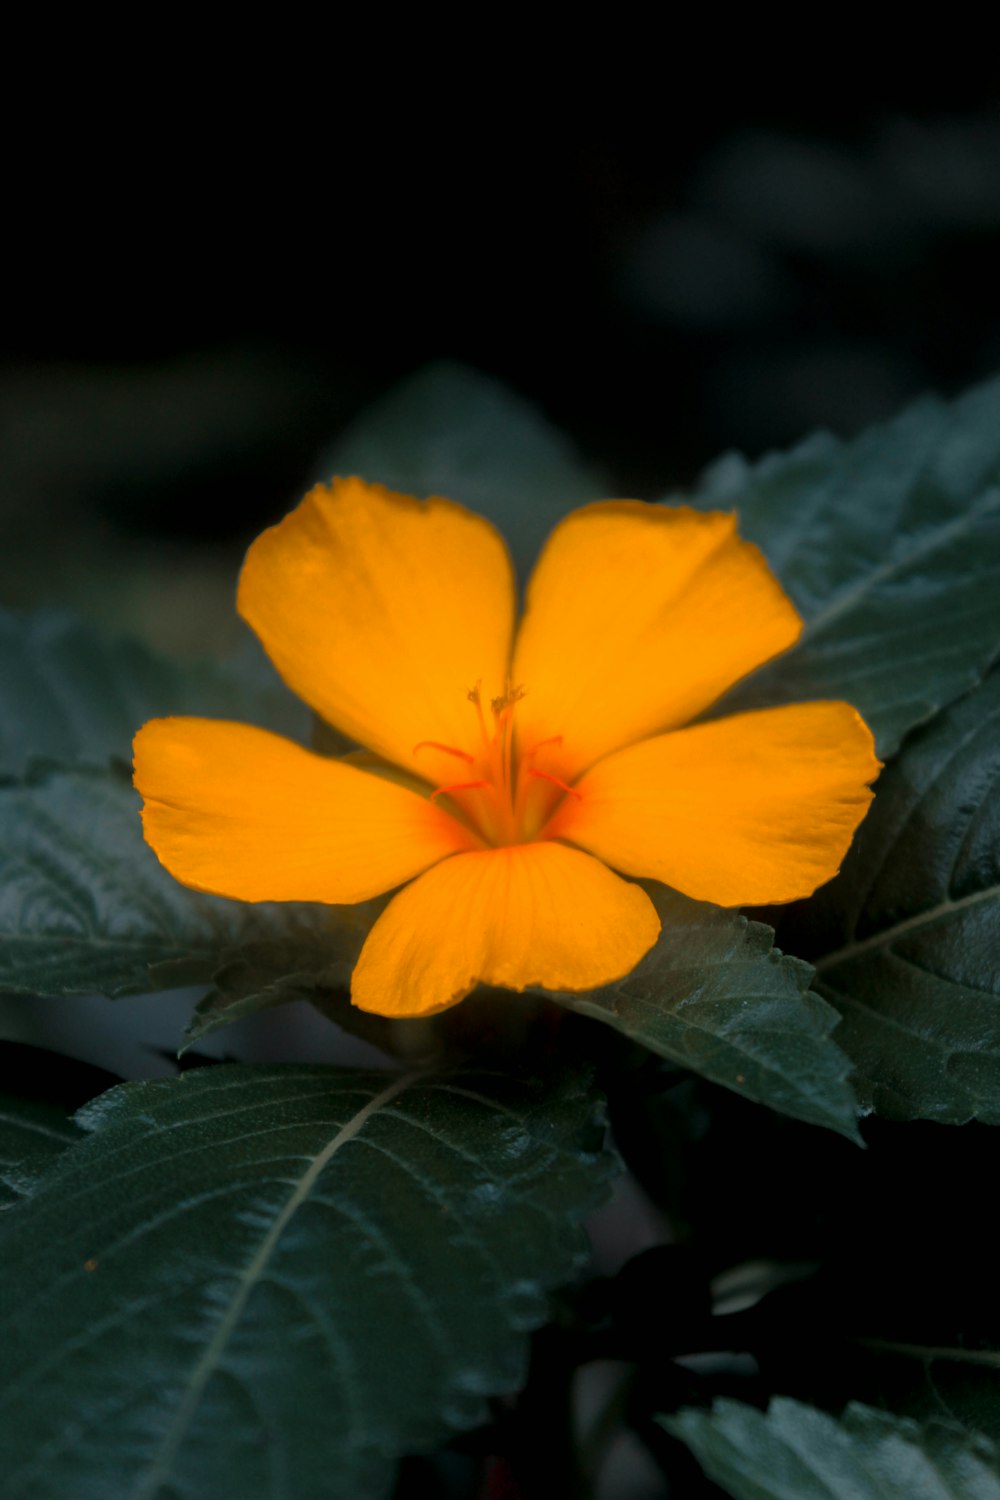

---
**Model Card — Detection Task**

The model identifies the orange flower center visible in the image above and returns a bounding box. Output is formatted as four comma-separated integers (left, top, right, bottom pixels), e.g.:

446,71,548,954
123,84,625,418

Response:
415,683,580,848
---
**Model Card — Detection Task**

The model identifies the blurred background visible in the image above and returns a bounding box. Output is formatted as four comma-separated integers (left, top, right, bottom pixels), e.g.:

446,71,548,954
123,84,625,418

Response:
4,83,1000,656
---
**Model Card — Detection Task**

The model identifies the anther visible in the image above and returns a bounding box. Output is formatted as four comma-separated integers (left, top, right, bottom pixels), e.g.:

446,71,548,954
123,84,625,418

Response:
491,682,526,716
525,734,563,761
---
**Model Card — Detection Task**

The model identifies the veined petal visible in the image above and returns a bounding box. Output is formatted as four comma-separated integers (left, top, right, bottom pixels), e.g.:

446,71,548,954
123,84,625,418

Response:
133,718,472,904
512,503,802,778
238,478,516,779
556,702,880,906
351,842,660,1016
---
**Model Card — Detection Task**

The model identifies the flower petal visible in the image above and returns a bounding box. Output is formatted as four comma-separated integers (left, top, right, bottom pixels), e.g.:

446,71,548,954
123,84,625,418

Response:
555,702,880,906
238,478,516,779
351,841,661,1016
133,718,472,903
512,502,802,778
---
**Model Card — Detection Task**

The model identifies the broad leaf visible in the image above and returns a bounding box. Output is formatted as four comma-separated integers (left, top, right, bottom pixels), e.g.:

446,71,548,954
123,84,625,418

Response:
0,1062,614,1499
544,887,860,1142
179,901,386,1052
779,666,1000,1123
0,768,334,999
325,360,606,574
0,1093,81,1208
854,1335,1000,1442
0,607,308,782
665,1397,1000,1500
696,376,1000,755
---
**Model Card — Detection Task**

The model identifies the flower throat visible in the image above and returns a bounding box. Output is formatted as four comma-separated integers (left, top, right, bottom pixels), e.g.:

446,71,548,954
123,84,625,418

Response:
414,682,579,848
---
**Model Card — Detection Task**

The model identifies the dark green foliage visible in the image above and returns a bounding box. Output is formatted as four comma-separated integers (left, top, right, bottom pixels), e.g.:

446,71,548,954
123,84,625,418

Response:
666,1398,1000,1500
546,887,860,1141
178,901,387,1053
0,1092,81,1208
696,377,1000,755
779,665,1000,1122
0,607,308,782
0,1063,614,1499
0,768,334,998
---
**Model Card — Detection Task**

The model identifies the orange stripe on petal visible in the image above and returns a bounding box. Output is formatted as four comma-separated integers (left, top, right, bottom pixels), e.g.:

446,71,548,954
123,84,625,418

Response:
512,502,802,779
350,841,661,1017
237,478,516,777
558,702,880,906
133,718,472,904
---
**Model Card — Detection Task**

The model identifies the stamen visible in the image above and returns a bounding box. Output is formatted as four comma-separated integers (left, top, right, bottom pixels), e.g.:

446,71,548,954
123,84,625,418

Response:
425,681,569,845
491,681,526,716
504,706,515,771
469,681,490,745
528,768,582,800
430,780,491,804
525,734,563,761
413,740,474,763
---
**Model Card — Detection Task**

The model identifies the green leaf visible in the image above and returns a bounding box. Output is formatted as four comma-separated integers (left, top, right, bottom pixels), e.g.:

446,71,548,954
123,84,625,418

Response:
0,768,334,999
665,1397,1000,1500
543,887,860,1141
854,1337,1000,1441
0,1093,81,1209
325,360,606,574
780,665,1000,1123
179,901,385,1052
0,607,308,782
696,376,1000,755
0,1062,614,1499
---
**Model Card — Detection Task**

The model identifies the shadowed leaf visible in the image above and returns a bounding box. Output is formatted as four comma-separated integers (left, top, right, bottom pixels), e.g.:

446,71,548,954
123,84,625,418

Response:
0,768,338,1000
179,903,386,1053
0,1093,81,1209
779,665,1000,1123
324,360,606,575
0,1062,614,1500
0,607,309,782
543,887,860,1141
695,376,1000,755
666,1397,1000,1500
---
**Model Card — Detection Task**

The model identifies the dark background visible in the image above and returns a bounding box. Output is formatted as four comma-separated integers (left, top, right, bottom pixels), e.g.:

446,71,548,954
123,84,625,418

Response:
5,86,999,652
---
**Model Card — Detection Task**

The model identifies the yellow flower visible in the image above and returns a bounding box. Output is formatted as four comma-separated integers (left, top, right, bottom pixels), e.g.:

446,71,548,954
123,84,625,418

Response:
133,479,879,1018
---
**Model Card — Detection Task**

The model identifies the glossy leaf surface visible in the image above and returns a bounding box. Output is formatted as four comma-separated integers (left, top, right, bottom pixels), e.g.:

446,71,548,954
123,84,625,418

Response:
0,1063,614,1499
697,377,1000,755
